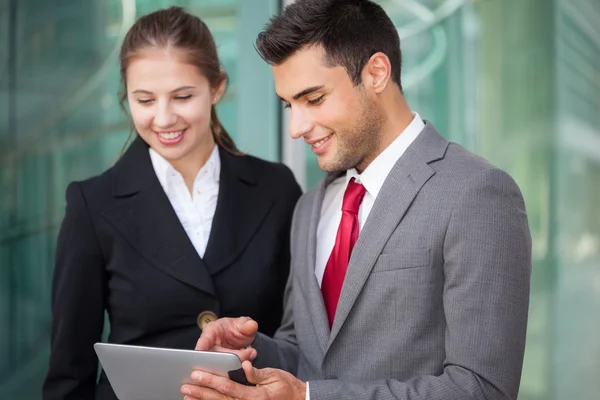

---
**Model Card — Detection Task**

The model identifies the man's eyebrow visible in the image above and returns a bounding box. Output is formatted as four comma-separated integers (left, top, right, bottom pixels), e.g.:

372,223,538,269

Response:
292,85,325,100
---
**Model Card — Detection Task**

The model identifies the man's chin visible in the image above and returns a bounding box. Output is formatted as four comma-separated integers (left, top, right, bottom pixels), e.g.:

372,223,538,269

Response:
317,158,350,174
317,158,336,173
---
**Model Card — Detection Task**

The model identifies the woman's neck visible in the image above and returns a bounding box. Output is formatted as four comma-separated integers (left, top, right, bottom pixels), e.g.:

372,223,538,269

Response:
169,137,216,194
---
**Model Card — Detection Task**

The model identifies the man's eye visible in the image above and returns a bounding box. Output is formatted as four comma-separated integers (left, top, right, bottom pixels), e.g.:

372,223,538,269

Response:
307,95,324,105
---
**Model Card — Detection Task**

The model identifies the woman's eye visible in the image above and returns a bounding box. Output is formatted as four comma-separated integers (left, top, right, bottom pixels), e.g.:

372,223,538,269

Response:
137,99,153,104
175,95,192,101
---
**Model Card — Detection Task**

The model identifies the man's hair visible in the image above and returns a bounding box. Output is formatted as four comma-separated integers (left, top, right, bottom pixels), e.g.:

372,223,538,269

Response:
256,0,402,89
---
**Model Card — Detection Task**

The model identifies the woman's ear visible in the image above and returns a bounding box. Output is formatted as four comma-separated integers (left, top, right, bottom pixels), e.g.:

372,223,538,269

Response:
212,70,228,104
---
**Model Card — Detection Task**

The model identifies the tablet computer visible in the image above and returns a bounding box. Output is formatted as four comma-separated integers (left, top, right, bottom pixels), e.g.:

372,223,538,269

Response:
94,342,250,400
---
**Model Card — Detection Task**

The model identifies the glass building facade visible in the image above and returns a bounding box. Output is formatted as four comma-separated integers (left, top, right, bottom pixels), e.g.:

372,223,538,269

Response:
0,0,598,399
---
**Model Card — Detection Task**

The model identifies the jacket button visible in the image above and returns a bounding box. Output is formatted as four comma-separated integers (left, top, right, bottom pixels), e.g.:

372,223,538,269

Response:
197,311,218,329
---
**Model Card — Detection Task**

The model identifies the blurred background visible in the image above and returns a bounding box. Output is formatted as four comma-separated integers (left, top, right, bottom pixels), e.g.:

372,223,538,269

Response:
0,0,598,398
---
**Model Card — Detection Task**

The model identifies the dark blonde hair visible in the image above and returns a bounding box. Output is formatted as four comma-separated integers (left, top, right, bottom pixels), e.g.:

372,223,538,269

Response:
119,6,239,154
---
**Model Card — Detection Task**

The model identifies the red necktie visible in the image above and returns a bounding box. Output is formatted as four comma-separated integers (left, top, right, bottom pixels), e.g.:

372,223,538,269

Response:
321,178,367,328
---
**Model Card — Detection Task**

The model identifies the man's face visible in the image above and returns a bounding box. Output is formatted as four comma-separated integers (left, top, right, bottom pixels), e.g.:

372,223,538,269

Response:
273,46,384,173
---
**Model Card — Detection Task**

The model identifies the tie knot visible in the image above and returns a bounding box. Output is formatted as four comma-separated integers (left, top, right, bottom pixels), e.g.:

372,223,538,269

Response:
342,178,367,214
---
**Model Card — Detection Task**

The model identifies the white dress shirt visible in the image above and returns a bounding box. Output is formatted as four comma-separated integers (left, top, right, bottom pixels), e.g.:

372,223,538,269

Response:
149,145,220,258
307,113,424,398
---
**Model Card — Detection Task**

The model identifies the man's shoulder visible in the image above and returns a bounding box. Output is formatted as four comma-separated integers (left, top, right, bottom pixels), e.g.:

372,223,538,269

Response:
432,141,516,185
295,182,320,212
439,142,495,174
428,141,523,205
292,173,338,220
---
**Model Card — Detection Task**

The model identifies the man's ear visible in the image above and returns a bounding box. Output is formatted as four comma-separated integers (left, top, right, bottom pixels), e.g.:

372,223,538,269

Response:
362,52,392,94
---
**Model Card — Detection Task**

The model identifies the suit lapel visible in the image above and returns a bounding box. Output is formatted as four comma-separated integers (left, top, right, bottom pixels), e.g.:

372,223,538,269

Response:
101,137,216,296
327,123,449,348
302,173,343,353
202,149,274,276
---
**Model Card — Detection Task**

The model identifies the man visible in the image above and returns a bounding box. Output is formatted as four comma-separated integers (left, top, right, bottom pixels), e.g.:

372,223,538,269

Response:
181,0,531,399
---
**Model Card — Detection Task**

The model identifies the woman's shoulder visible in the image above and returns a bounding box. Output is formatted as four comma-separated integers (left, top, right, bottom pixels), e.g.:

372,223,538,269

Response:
72,164,117,192
70,138,150,202
62,164,118,214
242,153,292,177
236,154,299,187
228,152,302,201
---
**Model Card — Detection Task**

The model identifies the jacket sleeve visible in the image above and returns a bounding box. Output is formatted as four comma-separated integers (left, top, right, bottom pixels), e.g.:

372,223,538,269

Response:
252,182,304,373
43,182,107,400
252,269,300,373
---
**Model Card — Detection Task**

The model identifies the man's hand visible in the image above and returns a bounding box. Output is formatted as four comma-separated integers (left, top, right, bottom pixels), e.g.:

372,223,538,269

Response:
195,317,258,362
181,361,306,400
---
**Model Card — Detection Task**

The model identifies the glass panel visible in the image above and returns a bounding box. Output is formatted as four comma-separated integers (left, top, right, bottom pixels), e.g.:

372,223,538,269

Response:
0,0,279,398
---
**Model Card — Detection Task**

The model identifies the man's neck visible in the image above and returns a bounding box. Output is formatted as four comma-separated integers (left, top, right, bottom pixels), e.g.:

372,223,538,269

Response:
381,92,414,147
359,95,413,173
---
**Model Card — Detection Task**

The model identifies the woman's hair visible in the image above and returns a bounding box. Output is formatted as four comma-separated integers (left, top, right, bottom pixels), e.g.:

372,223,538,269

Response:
119,6,239,154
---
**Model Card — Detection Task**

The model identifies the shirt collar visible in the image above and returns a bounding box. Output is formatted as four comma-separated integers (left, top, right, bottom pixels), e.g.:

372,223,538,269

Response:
346,112,425,199
204,145,221,182
149,145,221,190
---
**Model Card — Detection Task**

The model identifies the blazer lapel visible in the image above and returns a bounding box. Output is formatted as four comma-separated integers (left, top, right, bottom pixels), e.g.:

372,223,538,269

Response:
100,137,216,296
301,172,343,353
202,149,274,276
327,123,449,348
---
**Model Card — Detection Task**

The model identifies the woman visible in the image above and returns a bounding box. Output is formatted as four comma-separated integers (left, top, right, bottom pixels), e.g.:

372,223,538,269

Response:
42,7,301,400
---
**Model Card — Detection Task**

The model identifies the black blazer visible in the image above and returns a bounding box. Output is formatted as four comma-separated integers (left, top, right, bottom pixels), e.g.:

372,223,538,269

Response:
42,137,302,400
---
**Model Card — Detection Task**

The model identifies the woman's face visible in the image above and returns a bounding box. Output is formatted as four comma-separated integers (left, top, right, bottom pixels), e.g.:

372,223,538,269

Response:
126,48,224,163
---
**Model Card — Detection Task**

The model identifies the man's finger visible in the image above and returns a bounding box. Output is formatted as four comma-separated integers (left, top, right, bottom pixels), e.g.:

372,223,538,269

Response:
237,318,259,336
195,327,218,351
181,383,230,400
212,346,257,362
188,370,252,399
242,360,266,385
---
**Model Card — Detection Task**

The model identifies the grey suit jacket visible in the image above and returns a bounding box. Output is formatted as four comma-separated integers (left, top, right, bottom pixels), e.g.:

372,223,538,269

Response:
253,123,532,400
